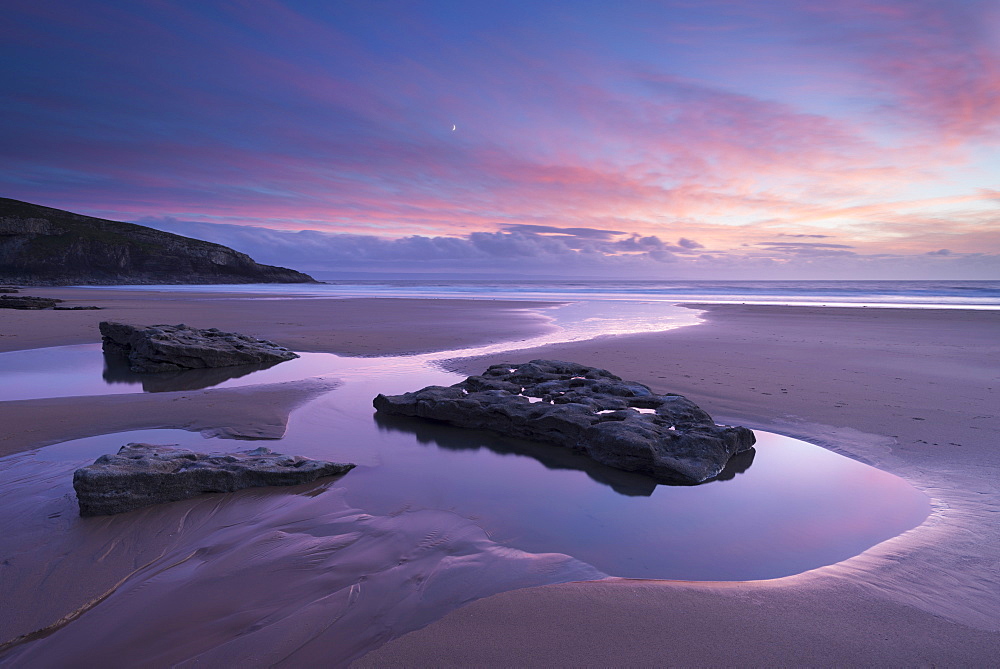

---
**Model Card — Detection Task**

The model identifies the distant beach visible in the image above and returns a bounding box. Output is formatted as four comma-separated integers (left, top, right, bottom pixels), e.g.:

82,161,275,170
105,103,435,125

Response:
1,283,997,665
79,277,1000,308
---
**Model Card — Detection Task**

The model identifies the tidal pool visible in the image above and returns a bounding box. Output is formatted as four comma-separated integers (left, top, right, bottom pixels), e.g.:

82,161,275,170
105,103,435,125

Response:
0,344,931,581
0,339,934,665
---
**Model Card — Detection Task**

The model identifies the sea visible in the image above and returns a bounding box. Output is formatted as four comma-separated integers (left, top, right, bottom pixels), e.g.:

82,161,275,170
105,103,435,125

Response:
93,278,1000,309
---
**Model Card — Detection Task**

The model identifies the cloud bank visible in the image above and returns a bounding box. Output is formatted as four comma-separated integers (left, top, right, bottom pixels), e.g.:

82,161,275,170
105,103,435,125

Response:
140,217,1000,280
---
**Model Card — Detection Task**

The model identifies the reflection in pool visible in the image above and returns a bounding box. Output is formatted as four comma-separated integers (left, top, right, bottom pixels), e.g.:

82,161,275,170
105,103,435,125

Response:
0,344,350,401
101,351,286,392
373,411,758,496
1,344,931,581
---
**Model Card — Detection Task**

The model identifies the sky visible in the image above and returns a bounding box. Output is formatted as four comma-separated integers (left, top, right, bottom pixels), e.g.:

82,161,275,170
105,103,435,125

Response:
2,0,999,279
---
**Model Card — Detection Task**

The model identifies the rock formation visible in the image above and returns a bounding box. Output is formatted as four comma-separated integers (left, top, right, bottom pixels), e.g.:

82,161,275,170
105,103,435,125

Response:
100,321,299,372
74,443,356,516
374,360,755,484
0,294,101,309
0,197,317,285
0,295,62,309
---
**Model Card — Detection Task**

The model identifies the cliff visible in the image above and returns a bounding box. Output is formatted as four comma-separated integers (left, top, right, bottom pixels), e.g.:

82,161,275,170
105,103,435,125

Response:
0,198,317,285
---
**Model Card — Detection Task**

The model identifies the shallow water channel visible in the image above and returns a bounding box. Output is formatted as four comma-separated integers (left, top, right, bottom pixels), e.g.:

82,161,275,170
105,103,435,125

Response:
0,343,930,582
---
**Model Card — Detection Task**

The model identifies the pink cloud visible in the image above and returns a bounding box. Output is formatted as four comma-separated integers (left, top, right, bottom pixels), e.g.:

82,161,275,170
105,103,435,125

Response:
801,1,1000,141
4,0,1000,274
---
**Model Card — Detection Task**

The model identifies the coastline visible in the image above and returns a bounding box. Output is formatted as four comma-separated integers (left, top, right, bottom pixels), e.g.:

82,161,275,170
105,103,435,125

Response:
1,292,998,664
0,289,562,460
0,290,586,664
361,303,1000,665
0,287,560,355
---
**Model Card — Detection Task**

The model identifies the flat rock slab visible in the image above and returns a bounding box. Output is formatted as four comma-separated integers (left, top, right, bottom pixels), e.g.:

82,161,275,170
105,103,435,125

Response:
74,443,356,516
0,295,62,309
374,359,755,484
100,321,299,373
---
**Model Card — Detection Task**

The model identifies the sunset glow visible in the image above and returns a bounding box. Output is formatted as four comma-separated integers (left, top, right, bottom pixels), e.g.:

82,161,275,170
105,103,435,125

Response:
3,1,998,277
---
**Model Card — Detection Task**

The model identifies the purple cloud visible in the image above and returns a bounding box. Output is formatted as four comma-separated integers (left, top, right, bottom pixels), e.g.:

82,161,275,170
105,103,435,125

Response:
1,0,998,278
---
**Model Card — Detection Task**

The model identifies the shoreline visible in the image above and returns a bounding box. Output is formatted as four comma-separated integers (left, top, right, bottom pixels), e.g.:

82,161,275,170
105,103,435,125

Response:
0,291,589,663
361,302,1000,665
1,291,998,664
0,290,563,460
0,287,561,355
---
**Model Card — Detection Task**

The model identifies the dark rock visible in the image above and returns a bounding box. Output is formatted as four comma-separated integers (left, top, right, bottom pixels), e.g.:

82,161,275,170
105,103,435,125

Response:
0,197,317,285
374,359,755,484
0,295,62,309
74,443,356,516
100,321,299,373
0,287,19,293
53,305,102,310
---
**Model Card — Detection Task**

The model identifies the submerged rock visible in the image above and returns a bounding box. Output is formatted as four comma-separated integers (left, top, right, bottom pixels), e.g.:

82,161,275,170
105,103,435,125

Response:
373,359,755,484
100,321,299,373
73,443,356,516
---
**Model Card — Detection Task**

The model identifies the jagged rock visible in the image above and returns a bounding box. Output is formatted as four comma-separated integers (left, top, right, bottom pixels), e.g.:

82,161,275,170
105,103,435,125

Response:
0,295,62,309
0,197,317,285
73,443,356,516
100,321,299,373
374,360,755,484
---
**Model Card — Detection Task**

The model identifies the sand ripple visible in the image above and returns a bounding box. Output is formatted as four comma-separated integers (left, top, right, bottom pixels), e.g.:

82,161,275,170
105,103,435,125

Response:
0,451,604,666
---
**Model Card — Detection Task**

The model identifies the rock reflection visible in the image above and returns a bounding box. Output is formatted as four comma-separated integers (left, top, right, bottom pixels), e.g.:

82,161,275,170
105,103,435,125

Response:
711,447,756,482
102,353,283,392
373,413,755,497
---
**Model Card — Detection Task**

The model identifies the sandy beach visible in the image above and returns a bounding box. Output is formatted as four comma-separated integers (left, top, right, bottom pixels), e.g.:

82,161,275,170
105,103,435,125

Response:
8,0,1000,664
0,287,559,356
0,288,558,459
0,289,598,667
365,304,1000,665
1,291,998,665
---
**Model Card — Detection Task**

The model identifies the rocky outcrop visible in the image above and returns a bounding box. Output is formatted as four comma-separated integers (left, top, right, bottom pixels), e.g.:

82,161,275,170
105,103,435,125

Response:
100,321,299,372
0,198,317,285
0,295,61,309
374,360,755,484
0,294,100,309
74,443,356,516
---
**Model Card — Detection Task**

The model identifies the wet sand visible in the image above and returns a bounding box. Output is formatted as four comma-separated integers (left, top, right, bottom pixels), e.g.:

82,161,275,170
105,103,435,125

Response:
361,304,1000,665
0,378,339,457
0,289,596,666
2,294,998,665
0,286,559,356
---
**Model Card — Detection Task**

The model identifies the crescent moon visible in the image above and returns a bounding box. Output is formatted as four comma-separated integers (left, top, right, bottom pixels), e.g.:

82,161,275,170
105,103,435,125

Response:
451,124,456,131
